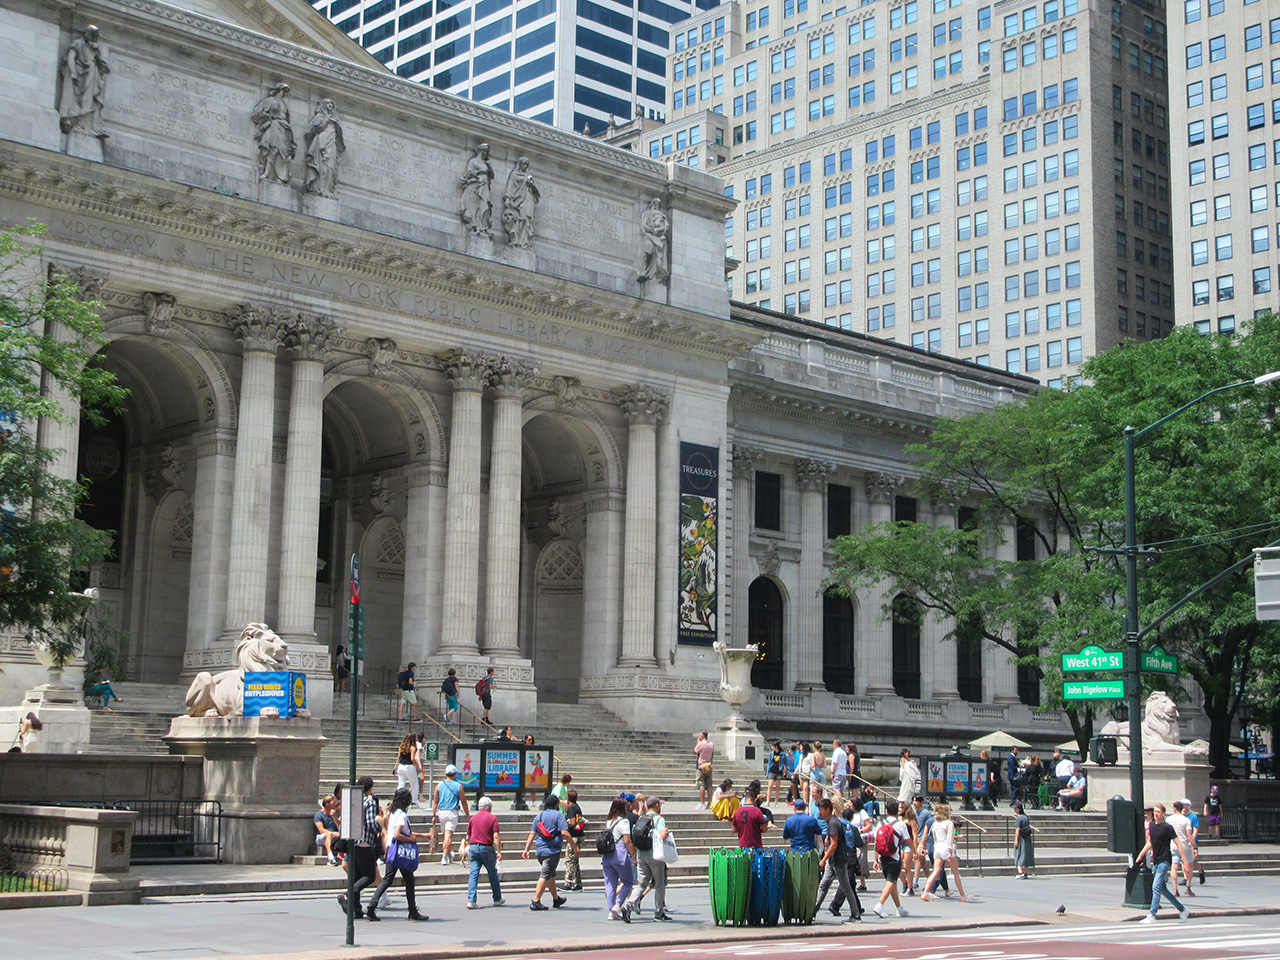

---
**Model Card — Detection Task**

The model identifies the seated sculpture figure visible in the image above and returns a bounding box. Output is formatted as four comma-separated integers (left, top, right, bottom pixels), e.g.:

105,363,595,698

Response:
1100,691,1199,754
184,623,290,717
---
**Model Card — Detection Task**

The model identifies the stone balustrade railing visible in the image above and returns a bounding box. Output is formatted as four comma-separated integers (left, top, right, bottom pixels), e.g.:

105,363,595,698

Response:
0,804,140,905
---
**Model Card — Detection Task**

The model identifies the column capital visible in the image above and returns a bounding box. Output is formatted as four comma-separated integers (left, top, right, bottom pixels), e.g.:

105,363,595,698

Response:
288,314,343,362
48,262,108,301
731,443,764,477
231,303,287,354
438,348,492,391
488,356,539,399
865,472,903,504
795,458,836,491
930,483,967,519
614,384,669,425
405,463,448,488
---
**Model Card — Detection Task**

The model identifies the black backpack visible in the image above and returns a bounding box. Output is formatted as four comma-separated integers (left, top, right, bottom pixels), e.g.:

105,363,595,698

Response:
397,670,412,690
632,814,654,851
595,825,618,855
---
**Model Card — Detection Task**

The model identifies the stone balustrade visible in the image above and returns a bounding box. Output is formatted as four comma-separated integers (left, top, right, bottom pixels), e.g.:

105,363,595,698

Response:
0,804,140,905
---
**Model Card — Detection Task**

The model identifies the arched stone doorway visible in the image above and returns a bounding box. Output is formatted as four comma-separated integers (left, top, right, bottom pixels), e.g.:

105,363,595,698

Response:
748,577,784,690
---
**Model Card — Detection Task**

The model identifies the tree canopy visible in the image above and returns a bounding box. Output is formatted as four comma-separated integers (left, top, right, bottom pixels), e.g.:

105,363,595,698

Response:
826,314,1280,776
0,224,126,639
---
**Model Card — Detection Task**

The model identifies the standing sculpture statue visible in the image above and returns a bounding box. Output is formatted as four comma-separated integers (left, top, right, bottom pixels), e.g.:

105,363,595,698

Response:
637,198,670,284
501,157,540,248
458,142,494,236
251,82,295,183
58,25,110,139
303,98,345,197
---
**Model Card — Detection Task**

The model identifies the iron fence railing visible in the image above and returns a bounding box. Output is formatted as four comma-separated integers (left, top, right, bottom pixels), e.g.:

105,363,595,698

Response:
0,865,68,893
110,799,222,863
1220,804,1280,843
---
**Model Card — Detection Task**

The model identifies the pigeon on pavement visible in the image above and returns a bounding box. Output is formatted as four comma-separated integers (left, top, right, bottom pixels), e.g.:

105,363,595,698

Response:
1056,905,1066,915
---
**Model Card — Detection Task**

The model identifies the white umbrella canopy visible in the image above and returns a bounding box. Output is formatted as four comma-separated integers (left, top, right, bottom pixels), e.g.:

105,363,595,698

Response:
1185,738,1243,756
1055,739,1083,755
968,730,1033,751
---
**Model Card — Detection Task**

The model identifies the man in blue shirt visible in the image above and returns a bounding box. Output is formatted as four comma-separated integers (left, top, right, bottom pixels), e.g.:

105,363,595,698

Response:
782,799,823,852
521,794,577,910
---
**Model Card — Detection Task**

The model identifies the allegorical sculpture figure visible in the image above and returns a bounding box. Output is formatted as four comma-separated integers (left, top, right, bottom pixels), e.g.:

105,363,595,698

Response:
251,82,295,183
58,25,110,138
637,198,670,284
184,623,290,717
458,142,494,237
303,98,345,197
501,157,540,248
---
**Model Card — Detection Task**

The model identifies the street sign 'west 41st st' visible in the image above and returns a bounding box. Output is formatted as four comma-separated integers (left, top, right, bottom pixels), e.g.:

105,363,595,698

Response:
1061,644,1125,672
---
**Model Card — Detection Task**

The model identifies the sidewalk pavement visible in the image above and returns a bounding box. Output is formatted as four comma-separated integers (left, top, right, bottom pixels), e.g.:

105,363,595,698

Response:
2,860,1279,960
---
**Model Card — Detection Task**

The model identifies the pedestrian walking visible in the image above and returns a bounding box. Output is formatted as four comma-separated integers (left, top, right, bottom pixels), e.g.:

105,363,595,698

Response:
1203,785,1222,840
1184,797,1205,885
694,730,714,809
337,776,381,919
464,795,504,908
625,796,672,921
396,662,423,721
600,798,636,920
828,805,868,911
1135,803,1191,924
433,763,470,864
522,794,575,911
810,741,828,802
476,666,495,725
1012,802,1035,878
921,803,967,901
871,798,911,919
831,740,849,796
440,667,460,723
815,797,862,922
364,788,428,921
395,733,422,806
912,796,947,895
563,789,586,889
1166,801,1195,896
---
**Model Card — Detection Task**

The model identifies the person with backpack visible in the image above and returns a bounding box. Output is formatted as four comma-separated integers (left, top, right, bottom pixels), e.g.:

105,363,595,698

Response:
828,805,867,915
562,788,586,890
396,662,423,721
871,798,912,919
599,797,636,921
815,797,862,922
441,668,460,724
521,794,576,911
475,666,495,725
624,796,671,922
432,763,470,865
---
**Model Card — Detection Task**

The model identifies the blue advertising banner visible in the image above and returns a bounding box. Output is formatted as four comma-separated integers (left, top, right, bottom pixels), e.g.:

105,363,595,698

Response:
243,671,307,717
971,764,989,795
484,750,521,790
453,746,481,789
946,762,970,794
678,442,719,646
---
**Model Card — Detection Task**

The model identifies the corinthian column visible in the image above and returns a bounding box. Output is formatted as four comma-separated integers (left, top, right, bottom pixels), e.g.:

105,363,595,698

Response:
795,458,835,690
277,315,340,642
860,472,901,696
484,356,537,654
616,385,669,666
439,349,491,654
729,445,763,645
223,306,285,635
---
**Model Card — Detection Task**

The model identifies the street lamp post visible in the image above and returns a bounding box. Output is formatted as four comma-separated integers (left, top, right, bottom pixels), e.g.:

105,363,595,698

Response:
1121,370,1280,847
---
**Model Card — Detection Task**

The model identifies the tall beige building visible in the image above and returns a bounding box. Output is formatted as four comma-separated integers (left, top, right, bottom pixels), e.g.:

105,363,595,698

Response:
637,0,1174,383
1169,0,1277,335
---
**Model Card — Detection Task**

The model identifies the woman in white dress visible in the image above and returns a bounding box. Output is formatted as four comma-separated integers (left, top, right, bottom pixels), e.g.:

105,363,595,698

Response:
896,748,921,804
921,803,968,901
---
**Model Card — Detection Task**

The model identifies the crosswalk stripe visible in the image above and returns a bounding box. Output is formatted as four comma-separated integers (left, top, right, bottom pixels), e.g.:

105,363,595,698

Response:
942,922,1254,941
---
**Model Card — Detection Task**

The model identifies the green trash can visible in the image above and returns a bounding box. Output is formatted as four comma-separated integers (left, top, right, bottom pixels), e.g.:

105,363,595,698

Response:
782,848,820,924
708,847,752,926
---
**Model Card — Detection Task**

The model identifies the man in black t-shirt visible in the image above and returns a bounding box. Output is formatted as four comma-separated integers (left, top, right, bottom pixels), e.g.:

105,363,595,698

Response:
562,789,586,890
1135,802,1190,924
816,797,861,923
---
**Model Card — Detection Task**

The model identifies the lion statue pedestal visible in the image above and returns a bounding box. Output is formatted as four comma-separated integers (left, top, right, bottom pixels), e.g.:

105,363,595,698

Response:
167,624,327,864
1084,691,1210,812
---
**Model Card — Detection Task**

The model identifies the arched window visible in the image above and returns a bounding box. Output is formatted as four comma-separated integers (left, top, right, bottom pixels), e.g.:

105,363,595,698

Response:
822,592,856,694
749,577,785,690
891,593,921,699
956,613,983,703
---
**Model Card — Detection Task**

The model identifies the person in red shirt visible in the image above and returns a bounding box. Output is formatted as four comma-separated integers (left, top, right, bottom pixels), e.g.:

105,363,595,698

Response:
464,796,504,909
731,786,772,849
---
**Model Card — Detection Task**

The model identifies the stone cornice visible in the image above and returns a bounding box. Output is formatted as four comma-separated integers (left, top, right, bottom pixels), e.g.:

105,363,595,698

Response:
0,145,762,363
729,381,934,442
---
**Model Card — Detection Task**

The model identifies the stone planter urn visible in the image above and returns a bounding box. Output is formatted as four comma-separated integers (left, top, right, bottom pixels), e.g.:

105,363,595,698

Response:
712,641,764,763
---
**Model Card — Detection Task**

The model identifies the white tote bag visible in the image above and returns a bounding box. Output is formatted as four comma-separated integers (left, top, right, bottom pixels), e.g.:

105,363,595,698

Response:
654,831,679,865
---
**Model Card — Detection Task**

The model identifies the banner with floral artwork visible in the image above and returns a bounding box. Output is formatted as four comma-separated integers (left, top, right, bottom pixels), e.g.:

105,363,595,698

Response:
678,442,719,646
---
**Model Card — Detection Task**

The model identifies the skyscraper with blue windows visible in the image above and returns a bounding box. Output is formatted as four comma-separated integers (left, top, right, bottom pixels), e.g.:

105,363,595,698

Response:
314,0,721,133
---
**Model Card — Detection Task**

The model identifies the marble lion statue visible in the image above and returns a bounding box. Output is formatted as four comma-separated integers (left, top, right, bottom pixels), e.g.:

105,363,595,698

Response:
1099,690,1190,753
184,623,290,717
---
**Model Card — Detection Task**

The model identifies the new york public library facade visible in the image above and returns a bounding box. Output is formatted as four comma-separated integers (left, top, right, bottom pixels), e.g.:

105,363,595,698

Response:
0,0,1075,746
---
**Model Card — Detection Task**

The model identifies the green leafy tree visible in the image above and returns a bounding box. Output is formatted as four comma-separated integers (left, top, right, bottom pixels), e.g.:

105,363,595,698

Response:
826,315,1280,777
0,224,127,642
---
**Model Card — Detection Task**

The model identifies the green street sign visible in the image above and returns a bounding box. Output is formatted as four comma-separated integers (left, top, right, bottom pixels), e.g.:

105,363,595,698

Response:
1142,645,1178,675
1061,644,1125,672
1064,679,1126,700
348,603,365,659
424,741,440,761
